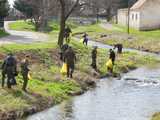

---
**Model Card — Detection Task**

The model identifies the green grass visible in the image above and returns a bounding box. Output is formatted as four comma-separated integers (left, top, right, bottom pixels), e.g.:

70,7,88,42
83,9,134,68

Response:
9,21,35,32
72,22,160,53
0,30,9,38
152,113,160,120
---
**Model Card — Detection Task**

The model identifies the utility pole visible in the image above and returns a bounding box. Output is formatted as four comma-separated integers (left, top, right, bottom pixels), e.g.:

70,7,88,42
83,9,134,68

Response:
127,0,130,34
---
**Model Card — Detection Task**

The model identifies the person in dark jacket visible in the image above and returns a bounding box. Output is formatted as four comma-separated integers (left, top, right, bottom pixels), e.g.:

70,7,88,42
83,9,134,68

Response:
21,55,30,92
109,49,116,65
114,44,123,54
83,33,88,46
64,26,72,43
91,46,98,71
1,53,17,88
64,47,76,78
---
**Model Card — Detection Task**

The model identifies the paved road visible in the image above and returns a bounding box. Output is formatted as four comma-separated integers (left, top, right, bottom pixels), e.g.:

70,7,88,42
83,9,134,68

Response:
0,21,48,44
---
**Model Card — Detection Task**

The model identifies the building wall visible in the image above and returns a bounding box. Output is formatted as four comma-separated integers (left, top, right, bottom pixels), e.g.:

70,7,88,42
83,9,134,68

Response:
118,0,160,31
130,11,140,29
139,0,160,30
118,9,128,26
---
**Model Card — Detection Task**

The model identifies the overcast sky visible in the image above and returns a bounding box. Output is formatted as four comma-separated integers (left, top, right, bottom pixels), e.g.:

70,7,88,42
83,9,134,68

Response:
8,0,15,7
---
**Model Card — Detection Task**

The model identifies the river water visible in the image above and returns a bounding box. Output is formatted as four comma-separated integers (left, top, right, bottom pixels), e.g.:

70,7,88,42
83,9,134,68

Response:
27,67,160,120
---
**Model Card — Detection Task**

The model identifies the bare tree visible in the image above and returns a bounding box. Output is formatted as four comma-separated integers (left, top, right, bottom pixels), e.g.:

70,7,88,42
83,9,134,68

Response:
58,0,80,47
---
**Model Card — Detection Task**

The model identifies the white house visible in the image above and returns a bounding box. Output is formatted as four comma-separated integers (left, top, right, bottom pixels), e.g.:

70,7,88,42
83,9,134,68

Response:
118,0,160,30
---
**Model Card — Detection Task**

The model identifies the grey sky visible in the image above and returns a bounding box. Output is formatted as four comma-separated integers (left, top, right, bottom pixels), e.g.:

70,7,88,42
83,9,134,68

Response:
8,0,15,6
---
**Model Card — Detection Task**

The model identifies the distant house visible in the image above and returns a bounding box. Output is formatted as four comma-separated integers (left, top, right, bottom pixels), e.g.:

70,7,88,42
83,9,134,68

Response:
118,0,160,31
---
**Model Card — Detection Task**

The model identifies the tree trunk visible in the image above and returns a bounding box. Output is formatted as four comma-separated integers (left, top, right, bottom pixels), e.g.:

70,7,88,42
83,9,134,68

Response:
58,7,66,47
106,7,111,22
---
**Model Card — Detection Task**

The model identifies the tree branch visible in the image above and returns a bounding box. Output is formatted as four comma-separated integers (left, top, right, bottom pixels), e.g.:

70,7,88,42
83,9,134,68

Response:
65,0,79,20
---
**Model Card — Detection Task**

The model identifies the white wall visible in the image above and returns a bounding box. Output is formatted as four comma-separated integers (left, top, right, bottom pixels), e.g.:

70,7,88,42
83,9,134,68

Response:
140,0,160,30
130,11,140,29
118,9,128,26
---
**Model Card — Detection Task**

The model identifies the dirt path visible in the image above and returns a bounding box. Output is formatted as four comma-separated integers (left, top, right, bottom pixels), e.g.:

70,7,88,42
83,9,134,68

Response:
0,21,48,44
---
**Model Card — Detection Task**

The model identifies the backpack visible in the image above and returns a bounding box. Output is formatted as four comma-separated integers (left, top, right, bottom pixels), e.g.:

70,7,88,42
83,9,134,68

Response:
6,56,15,66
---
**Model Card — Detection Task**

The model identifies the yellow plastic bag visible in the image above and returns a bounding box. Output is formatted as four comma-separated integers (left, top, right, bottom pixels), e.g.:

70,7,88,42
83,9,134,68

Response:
28,73,32,80
106,59,113,69
80,38,84,43
60,63,67,75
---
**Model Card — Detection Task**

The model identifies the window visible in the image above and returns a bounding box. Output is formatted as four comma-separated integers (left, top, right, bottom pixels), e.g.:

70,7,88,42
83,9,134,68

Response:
132,14,134,20
135,14,138,20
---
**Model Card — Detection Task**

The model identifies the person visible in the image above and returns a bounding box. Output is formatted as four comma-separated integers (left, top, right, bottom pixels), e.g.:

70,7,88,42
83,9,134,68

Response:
109,49,116,65
60,44,69,61
1,53,17,88
64,26,72,43
114,44,123,54
21,55,30,92
83,33,88,46
64,47,76,78
91,46,98,71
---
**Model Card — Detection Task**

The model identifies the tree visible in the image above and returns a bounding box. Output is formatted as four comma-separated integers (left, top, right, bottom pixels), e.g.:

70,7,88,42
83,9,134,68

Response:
14,0,56,31
58,0,80,47
0,0,9,28
0,0,9,17
14,0,33,20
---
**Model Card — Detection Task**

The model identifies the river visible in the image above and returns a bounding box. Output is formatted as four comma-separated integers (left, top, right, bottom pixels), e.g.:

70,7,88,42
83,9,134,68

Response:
27,66,160,120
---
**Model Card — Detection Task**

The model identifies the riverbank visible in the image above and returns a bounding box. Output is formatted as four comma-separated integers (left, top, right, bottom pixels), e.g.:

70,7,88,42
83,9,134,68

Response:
1,20,160,119
0,39,159,119
152,113,160,120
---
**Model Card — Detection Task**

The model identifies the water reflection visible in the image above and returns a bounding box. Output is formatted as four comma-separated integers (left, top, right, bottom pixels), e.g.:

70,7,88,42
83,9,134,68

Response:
27,67,160,120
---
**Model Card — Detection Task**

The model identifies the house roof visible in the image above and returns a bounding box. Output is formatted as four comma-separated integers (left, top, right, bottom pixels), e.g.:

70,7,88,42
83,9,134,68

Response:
131,0,147,10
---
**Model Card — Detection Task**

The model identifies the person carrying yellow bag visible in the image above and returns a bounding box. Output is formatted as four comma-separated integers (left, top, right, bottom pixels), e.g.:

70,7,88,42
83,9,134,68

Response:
106,59,113,73
60,63,67,75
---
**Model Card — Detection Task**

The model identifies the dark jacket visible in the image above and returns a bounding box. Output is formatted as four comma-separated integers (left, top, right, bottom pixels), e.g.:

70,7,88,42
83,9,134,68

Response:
64,48,76,65
21,59,30,74
109,50,115,62
92,49,97,59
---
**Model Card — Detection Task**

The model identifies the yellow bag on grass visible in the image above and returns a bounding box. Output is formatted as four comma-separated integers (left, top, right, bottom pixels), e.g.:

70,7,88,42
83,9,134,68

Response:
60,63,67,75
106,59,113,69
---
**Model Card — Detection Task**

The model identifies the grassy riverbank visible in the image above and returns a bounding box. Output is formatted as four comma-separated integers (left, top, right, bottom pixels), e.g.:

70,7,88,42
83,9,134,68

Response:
152,113,160,120
2,20,160,119
0,39,159,119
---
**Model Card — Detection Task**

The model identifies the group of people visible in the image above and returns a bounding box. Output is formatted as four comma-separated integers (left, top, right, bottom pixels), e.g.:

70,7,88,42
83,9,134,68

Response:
1,53,30,92
60,43,118,78
62,27,122,77
64,26,89,46
91,46,116,73
1,26,121,90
